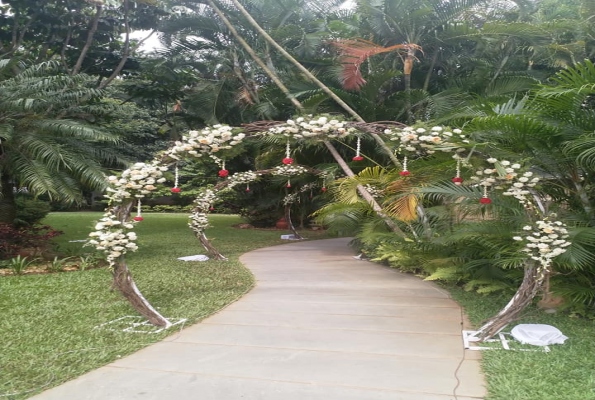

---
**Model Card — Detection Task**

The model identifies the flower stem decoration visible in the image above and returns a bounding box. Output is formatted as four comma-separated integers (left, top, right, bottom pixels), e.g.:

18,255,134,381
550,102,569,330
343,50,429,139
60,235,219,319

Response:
352,137,364,161
283,140,294,164
218,159,229,177
452,157,463,185
133,199,144,221
399,156,411,176
480,184,491,204
171,164,181,193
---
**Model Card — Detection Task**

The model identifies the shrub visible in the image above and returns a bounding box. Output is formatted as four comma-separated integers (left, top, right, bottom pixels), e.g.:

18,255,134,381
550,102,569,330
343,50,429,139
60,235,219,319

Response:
14,197,51,226
0,224,63,260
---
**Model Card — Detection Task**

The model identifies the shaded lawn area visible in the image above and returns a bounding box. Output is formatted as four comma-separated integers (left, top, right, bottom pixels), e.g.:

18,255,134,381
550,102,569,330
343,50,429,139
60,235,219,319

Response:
449,287,595,400
0,213,330,399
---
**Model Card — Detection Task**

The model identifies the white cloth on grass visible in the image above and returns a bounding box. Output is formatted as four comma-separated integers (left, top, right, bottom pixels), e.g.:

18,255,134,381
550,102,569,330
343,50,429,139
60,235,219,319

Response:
510,324,568,346
177,255,210,262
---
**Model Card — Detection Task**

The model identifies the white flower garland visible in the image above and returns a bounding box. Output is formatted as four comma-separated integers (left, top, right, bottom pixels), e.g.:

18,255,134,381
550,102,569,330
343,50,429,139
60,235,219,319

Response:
165,125,246,160
514,220,571,273
364,184,384,198
265,115,356,140
188,212,210,234
228,171,261,187
106,162,167,202
194,189,218,211
384,126,466,156
88,212,138,267
272,165,308,177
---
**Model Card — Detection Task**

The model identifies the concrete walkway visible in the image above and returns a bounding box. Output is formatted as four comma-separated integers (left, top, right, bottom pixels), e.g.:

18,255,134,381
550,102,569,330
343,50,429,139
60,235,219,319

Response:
31,238,486,400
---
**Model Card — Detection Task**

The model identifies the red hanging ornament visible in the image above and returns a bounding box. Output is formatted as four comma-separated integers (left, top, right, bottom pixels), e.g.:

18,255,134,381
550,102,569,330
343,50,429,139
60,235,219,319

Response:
218,169,229,177
353,137,363,161
352,156,364,161
451,177,463,185
171,187,181,193
286,179,291,188
399,171,411,176
282,158,294,165
133,216,144,221
321,187,327,192
209,207,215,211
480,197,492,204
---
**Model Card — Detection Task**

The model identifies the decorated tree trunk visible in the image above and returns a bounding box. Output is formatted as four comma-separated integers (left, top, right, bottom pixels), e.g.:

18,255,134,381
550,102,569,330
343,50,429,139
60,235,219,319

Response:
285,205,303,239
475,261,543,341
112,200,171,327
197,232,227,261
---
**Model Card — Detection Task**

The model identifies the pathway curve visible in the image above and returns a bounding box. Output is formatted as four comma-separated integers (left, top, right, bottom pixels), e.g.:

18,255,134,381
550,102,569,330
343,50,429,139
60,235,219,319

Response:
31,238,486,400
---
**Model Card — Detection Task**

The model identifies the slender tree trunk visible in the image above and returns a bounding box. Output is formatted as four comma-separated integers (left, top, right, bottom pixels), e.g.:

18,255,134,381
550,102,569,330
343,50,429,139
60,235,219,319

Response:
112,200,171,327
60,26,73,73
285,205,303,239
207,0,304,112
222,0,364,122
422,50,438,92
99,0,130,89
404,47,416,123
0,173,17,225
198,232,228,260
71,5,102,76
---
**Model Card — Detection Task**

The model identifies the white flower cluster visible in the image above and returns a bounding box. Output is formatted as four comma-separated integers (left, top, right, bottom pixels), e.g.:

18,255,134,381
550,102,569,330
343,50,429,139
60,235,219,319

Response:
88,212,138,266
283,193,299,205
364,184,384,198
514,220,571,272
229,171,260,186
166,125,246,160
266,115,356,140
385,126,465,156
189,212,210,234
106,162,167,202
194,189,218,212
272,165,308,177
470,159,540,203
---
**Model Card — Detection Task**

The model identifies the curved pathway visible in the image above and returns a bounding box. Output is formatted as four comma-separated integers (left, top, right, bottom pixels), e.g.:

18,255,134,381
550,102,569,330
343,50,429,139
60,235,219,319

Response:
31,238,486,400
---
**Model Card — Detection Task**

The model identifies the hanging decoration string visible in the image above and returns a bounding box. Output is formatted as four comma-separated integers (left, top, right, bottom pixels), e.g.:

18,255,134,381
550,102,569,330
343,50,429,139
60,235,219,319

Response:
353,137,363,161
134,199,144,221
218,159,229,177
245,182,250,192
283,141,294,164
286,178,291,188
171,164,181,193
399,156,411,176
480,184,491,204
452,158,463,185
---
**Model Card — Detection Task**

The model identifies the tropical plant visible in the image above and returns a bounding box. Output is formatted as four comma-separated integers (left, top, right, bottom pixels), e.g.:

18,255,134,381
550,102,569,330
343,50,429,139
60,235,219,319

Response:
0,60,123,225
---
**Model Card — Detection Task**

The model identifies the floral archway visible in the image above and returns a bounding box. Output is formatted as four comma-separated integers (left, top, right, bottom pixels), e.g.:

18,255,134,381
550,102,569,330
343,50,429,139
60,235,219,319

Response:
89,115,572,340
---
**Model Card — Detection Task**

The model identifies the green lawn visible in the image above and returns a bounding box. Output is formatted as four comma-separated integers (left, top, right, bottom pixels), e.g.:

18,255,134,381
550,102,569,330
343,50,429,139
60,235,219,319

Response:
0,212,330,399
449,287,595,400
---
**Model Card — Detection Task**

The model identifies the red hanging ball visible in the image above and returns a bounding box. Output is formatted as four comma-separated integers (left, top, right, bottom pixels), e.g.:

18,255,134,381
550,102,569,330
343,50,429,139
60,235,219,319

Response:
452,177,463,186
245,188,251,192
282,158,294,165
171,187,181,193
209,207,215,211
321,187,327,192
133,216,144,221
218,169,229,177
286,184,292,188
399,171,411,176
352,156,364,161
480,197,492,204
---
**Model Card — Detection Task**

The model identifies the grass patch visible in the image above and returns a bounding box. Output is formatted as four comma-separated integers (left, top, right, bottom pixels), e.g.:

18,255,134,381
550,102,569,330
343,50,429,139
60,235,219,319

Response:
0,212,331,399
448,287,595,400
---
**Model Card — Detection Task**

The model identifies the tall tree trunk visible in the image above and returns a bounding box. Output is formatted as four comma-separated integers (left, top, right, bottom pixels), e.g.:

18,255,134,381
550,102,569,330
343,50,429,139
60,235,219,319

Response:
404,47,416,123
111,200,171,327
285,205,303,239
71,5,102,76
0,173,17,225
422,49,438,92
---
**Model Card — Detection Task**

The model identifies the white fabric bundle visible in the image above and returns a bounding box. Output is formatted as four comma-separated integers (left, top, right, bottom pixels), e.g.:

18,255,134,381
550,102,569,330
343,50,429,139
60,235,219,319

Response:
510,324,568,346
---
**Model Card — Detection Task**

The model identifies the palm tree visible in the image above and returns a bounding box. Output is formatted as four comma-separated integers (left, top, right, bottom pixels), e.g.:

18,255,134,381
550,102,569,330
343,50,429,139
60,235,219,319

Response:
0,60,121,225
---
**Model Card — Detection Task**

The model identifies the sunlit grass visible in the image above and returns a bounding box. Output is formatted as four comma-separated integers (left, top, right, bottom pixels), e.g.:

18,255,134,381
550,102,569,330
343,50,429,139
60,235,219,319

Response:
0,212,330,399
